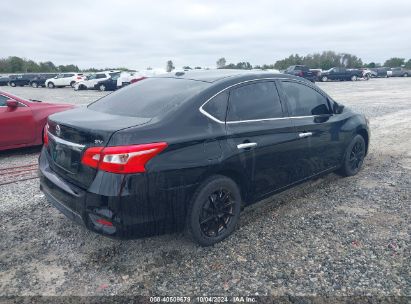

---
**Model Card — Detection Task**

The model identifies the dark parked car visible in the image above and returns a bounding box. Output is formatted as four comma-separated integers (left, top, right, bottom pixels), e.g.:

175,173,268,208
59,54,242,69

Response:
30,74,59,88
39,70,370,246
370,67,389,78
0,76,10,86
320,67,364,82
93,74,121,91
284,65,317,82
388,67,410,77
8,74,39,87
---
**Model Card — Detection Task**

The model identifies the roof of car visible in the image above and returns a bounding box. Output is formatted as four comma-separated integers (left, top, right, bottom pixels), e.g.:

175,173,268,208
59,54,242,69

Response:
155,69,301,83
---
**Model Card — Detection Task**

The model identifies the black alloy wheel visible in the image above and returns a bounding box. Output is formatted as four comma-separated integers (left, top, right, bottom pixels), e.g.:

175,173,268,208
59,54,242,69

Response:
187,175,241,246
199,188,235,238
339,135,366,177
349,140,365,171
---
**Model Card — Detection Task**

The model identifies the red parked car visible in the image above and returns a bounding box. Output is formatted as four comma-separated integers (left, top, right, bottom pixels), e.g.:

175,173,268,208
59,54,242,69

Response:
0,91,74,151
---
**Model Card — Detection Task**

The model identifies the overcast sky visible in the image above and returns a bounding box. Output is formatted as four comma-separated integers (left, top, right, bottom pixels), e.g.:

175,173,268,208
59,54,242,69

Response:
2,0,411,70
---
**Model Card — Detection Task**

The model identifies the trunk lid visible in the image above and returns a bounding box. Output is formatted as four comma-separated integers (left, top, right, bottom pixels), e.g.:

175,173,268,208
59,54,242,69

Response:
46,107,151,188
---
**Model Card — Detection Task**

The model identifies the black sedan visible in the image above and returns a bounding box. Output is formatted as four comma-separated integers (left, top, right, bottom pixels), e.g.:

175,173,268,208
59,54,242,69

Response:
94,77,118,91
39,70,370,246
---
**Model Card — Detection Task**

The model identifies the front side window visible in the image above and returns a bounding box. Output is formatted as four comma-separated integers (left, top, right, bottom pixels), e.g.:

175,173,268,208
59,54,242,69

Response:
227,82,283,121
281,81,331,116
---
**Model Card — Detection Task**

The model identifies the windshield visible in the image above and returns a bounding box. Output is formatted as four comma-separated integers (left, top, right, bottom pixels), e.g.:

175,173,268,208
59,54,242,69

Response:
88,77,208,118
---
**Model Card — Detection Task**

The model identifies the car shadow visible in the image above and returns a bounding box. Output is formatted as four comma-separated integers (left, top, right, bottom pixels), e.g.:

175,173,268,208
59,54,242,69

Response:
0,145,42,158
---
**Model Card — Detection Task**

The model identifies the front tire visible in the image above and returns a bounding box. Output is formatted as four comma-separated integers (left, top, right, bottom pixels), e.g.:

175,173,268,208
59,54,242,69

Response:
47,82,55,88
70,81,76,88
186,175,242,246
404,73,408,77
351,75,358,81
321,76,328,82
9,81,16,87
339,135,366,177
31,82,38,88
99,84,106,91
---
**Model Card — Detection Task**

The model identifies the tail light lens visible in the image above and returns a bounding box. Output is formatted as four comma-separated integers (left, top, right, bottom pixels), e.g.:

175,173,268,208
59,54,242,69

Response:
76,76,82,79
130,76,146,84
43,124,49,146
81,142,168,174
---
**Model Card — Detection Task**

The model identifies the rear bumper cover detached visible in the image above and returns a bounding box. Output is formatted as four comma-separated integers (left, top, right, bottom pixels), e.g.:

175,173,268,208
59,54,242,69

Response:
38,148,193,238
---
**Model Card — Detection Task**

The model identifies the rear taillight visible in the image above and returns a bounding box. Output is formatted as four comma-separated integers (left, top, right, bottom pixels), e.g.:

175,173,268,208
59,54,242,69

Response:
43,124,49,146
81,142,168,174
130,76,146,84
76,76,82,79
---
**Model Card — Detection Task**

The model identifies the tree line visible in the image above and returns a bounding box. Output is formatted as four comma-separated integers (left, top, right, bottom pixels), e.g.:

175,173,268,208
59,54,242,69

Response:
2,52,410,74
0,56,133,74
215,51,411,70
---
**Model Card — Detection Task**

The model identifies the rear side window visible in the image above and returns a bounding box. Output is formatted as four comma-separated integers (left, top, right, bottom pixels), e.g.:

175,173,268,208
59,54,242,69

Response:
202,91,228,122
89,78,208,118
227,82,283,121
281,81,330,116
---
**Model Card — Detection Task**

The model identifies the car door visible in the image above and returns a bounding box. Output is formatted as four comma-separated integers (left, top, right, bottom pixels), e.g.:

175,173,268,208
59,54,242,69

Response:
330,68,342,80
90,73,107,88
278,80,344,175
62,74,74,86
0,95,35,146
53,74,63,86
225,80,303,199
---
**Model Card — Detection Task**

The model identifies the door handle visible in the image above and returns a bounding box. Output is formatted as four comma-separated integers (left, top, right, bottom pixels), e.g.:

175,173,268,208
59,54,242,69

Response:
237,142,257,149
299,132,313,138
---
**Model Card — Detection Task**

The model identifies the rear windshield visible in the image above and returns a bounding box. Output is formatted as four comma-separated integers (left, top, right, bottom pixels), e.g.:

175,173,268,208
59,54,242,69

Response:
88,78,208,118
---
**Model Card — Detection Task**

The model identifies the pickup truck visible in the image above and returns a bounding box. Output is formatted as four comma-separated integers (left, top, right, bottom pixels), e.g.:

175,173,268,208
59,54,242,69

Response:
320,67,364,82
8,74,39,87
284,65,317,82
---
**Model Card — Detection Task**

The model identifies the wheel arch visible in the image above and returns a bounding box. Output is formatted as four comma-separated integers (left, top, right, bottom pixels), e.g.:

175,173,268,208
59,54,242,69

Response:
206,168,250,204
356,128,369,155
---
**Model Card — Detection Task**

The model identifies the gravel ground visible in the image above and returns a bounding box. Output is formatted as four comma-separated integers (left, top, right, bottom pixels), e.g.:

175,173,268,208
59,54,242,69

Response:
0,78,410,298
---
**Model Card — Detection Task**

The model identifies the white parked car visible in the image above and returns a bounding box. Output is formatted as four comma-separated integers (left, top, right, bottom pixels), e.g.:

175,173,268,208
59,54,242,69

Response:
45,73,85,88
74,71,120,90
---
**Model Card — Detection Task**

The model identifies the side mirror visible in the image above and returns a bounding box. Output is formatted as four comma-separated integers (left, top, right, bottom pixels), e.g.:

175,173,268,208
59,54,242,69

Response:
333,102,344,114
6,100,19,108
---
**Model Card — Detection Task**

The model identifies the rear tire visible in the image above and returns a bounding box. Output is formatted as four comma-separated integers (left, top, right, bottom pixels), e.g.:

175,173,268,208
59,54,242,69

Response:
186,175,242,246
31,82,38,88
351,75,358,81
47,82,55,88
404,73,408,77
321,76,328,82
99,84,106,91
338,135,366,177
9,81,16,87
70,81,76,88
